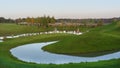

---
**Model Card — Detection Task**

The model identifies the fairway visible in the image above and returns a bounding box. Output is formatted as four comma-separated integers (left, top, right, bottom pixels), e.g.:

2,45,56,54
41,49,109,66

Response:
0,0,120,68
0,23,52,36
42,23,120,56
0,23,120,68
0,23,89,36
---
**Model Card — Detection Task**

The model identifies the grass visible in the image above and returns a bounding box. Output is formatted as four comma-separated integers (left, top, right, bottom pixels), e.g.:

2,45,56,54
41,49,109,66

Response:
0,22,120,68
0,23,53,36
0,23,90,36
0,33,120,68
42,22,120,56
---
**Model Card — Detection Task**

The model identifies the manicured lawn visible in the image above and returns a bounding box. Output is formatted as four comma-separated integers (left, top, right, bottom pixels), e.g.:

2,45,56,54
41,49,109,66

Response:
0,23,120,68
0,33,120,68
42,23,120,56
0,23,90,36
0,23,53,36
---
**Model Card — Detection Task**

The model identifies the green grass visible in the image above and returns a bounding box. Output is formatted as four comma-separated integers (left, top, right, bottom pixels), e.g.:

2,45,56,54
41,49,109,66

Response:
0,23,90,36
0,23,53,36
0,33,120,68
42,22,120,56
0,22,120,68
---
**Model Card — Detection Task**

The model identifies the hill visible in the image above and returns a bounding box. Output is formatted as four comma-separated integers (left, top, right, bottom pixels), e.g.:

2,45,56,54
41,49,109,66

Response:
42,22,120,56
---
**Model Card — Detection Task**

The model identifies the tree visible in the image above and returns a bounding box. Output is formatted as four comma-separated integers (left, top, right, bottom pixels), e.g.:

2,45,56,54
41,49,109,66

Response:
0,17,6,23
26,17,31,23
14,16,56,27
40,16,48,27
0,17,15,23
50,16,56,23
16,18,22,23
31,17,35,24
82,19,87,27
97,19,103,26
35,17,41,27
47,16,51,23
35,17,41,23
117,21,120,27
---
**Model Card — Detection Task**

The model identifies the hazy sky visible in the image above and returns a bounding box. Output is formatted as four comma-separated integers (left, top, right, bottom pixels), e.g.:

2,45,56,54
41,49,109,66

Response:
0,0,120,19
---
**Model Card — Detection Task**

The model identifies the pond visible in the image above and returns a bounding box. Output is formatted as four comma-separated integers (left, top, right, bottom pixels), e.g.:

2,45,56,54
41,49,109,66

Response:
0,40,3,42
10,41,120,64
0,31,82,40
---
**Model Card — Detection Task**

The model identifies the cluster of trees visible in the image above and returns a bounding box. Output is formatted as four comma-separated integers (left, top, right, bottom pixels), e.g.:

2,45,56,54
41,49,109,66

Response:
16,16,56,27
0,16,56,27
1,16,120,28
0,17,15,23
57,18,120,24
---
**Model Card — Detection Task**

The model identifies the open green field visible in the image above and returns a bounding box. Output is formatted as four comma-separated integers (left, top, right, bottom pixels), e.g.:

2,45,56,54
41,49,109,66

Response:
0,23,120,68
42,23,120,56
0,23,90,36
0,33,120,68
0,23,52,36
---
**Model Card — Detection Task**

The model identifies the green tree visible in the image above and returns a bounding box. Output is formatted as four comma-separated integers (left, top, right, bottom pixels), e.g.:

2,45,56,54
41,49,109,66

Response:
50,16,56,23
31,17,35,24
26,17,31,23
40,16,48,27
35,17,41,27
97,20,103,26
117,21,120,27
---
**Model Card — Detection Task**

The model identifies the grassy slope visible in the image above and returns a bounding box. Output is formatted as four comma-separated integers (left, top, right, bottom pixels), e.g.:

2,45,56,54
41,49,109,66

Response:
0,34,71,68
0,23,120,68
42,23,120,56
0,34,120,68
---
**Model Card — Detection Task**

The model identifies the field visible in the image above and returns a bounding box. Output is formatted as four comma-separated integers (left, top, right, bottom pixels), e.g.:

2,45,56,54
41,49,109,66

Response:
0,23,120,68
42,23,120,56
0,23,89,36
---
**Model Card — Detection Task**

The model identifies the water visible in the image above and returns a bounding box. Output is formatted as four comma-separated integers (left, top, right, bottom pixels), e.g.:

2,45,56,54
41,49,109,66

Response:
10,41,120,64
0,31,82,40
0,40,3,42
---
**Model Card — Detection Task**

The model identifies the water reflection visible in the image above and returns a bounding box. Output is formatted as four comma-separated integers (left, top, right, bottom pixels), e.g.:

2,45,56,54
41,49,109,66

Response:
0,40,3,42
0,31,82,40
10,41,120,64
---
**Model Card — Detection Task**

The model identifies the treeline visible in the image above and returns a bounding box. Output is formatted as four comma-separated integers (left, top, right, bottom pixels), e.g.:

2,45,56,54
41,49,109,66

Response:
0,17,15,23
57,17,120,24
0,16,120,25
0,16,56,27
16,16,56,27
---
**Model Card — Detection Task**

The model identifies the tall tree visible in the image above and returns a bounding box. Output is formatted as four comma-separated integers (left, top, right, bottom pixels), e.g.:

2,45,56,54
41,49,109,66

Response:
50,16,56,23
26,17,31,23
31,17,35,24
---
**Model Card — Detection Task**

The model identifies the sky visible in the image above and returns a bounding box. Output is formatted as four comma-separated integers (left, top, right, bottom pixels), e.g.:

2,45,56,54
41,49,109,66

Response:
0,0,120,19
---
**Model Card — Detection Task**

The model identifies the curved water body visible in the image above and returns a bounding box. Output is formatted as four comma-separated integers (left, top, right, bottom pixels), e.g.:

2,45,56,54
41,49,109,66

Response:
10,41,120,64
0,31,82,40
